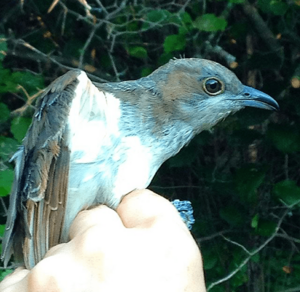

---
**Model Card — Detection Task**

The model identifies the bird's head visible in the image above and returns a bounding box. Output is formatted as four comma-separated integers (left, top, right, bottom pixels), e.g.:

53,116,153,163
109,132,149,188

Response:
148,58,279,133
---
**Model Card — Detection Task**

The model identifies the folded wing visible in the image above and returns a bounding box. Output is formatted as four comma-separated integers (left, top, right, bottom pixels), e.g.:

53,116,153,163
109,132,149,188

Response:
1,70,95,269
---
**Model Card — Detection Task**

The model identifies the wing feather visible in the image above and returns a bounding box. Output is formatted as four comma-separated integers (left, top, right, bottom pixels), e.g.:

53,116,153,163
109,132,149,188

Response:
1,70,82,269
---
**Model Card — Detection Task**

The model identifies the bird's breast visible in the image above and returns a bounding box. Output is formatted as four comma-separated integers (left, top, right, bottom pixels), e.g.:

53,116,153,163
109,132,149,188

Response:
61,133,155,241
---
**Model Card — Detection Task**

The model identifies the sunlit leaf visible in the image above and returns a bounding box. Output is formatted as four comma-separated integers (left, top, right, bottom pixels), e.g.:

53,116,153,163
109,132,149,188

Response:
141,67,153,77
128,46,148,59
0,269,13,282
11,116,31,143
0,224,5,236
163,34,186,53
0,169,14,197
144,9,171,23
0,137,19,161
251,213,259,228
194,14,227,32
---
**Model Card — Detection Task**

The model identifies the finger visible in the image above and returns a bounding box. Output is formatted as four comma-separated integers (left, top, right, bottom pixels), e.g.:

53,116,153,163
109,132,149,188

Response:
0,267,29,291
43,243,67,258
117,189,183,229
69,205,123,239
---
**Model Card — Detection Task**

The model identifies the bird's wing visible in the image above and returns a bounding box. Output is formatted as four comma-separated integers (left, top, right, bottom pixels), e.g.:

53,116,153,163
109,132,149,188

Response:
1,69,98,269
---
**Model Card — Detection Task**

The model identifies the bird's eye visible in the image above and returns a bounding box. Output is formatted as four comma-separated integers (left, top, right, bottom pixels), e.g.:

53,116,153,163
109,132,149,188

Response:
203,78,224,95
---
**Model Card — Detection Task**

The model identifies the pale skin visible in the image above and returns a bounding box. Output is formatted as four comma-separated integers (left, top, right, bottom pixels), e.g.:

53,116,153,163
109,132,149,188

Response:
0,189,206,292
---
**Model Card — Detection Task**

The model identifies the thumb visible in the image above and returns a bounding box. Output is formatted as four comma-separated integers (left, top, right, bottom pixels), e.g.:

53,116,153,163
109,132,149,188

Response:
117,189,184,229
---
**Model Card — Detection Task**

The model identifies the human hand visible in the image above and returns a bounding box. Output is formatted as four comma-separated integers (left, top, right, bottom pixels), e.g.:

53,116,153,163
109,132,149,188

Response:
0,189,206,292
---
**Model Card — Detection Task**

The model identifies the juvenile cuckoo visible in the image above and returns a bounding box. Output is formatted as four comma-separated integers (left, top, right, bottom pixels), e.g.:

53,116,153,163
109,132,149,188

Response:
1,58,279,269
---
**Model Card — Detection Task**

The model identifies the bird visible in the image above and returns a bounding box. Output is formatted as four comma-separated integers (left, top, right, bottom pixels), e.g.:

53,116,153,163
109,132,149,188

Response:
1,58,279,269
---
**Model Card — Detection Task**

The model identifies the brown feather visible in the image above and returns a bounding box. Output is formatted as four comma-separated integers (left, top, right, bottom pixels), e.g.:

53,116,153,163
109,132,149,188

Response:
2,70,80,268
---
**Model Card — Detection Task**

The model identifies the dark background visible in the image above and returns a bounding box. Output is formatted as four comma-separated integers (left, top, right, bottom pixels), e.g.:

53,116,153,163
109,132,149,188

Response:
0,0,300,291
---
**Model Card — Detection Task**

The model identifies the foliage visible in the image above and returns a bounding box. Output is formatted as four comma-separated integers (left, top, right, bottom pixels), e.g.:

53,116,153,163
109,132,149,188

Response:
0,0,300,291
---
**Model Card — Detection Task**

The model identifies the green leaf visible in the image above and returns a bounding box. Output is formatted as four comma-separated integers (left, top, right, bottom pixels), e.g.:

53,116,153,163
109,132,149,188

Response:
163,34,186,53
0,67,18,93
267,124,300,153
201,246,218,270
158,52,173,66
258,0,288,15
141,67,153,77
142,9,172,29
0,136,19,161
220,205,246,227
128,46,148,60
10,71,44,94
0,169,14,197
0,269,13,282
270,1,288,15
251,213,259,229
180,11,193,25
11,116,32,143
251,253,260,263
273,180,300,206
255,219,277,237
234,165,266,204
144,9,171,23
194,14,227,32
0,67,44,94
0,103,10,123
0,224,5,236
230,0,245,3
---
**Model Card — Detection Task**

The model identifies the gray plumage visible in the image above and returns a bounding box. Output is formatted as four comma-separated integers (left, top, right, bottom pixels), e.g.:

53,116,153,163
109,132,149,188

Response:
1,58,279,269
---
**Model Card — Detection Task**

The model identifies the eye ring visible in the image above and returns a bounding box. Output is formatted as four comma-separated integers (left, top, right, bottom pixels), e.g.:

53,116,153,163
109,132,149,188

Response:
203,78,224,95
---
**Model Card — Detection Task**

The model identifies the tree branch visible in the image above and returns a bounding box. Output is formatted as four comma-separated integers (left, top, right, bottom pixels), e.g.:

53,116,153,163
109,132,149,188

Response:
207,199,300,291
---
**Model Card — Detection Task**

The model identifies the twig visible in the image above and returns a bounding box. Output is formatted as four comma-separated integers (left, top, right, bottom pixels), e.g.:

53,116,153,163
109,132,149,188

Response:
0,197,8,217
94,0,108,15
276,287,300,292
61,4,68,35
197,230,231,243
48,0,60,13
11,86,44,115
221,235,251,254
78,21,104,69
179,0,191,12
108,52,120,81
9,38,108,82
207,199,300,291
242,1,283,63
105,0,127,19
0,265,14,270
58,2,94,25
204,41,238,69
276,232,300,245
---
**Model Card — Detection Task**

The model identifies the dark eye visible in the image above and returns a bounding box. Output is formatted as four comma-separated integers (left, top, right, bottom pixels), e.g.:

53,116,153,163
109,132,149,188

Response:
203,78,224,95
